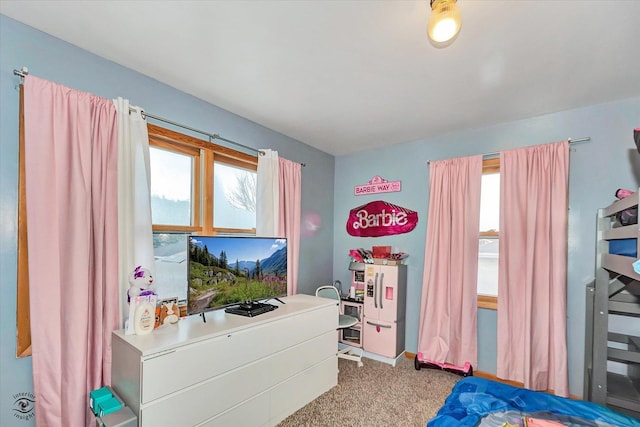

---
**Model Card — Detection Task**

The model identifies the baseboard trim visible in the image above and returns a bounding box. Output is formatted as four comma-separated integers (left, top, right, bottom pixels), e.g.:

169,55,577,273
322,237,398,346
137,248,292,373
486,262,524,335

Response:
403,352,580,400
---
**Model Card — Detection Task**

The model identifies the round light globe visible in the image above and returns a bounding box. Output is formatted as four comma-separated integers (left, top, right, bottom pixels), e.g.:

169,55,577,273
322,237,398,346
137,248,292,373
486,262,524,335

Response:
427,0,462,44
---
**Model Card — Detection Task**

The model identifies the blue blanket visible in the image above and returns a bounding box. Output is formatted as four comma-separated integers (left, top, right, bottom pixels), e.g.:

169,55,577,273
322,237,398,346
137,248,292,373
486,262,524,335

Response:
428,377,640,427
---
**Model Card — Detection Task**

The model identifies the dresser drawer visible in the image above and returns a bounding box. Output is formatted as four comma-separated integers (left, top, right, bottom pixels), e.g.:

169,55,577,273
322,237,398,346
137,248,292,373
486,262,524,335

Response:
140,305,336,403
196,331,336,427
140,332,336,426
269,331,336,385
141,354,271,426
141,321,271,403
197,392,270,427
271,356,338,425
268,303,337,351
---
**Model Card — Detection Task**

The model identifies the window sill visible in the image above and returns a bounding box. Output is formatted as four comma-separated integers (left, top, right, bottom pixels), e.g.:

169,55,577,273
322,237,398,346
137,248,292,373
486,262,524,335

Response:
478,294,497,310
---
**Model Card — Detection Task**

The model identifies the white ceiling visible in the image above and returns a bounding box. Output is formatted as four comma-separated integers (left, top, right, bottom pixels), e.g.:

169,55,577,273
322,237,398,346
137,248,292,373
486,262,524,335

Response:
2,1,640,156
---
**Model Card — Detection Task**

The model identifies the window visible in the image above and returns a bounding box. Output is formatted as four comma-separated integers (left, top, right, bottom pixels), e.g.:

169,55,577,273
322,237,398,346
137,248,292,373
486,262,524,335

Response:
150,145,196,227
15,104,259,357
477,157,499,310
148,125,258,302
213,161,257,230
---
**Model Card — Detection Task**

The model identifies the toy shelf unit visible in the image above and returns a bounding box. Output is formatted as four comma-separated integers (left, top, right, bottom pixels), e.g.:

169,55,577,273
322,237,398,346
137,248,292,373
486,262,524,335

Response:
340,262,366,348
584,188,640,418
340,299,363,347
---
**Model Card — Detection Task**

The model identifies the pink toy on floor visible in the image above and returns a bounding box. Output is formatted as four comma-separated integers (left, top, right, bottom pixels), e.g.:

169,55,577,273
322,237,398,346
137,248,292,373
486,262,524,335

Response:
414,352,473,377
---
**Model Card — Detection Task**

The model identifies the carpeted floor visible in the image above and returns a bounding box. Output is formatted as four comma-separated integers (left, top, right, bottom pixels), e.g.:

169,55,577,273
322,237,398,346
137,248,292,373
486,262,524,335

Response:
277,355,460,427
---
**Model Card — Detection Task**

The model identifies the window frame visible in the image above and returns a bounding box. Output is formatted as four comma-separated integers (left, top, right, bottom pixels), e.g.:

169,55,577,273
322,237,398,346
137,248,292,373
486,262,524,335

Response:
477,157,499,310
15,118,260,358
147,124,259,236
17,85,31,357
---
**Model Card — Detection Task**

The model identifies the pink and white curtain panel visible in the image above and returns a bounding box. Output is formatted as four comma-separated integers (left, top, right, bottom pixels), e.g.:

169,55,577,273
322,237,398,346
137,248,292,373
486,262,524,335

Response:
23,76,153,426
497,141,570,396
418,155,482,369
278,157,302,296
257,150,302,295
418,142,569,396
24,76,121,427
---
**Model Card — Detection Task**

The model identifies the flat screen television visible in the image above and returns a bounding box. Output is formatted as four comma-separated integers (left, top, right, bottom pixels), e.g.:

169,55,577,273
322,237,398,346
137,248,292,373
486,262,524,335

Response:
187,235,287,316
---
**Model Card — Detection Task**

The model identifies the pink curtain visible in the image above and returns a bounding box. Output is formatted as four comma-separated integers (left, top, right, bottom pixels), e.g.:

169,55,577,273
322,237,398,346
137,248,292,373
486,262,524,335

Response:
497,141,569,396
278,158,302,295
418,155,482,368
24,76,120,426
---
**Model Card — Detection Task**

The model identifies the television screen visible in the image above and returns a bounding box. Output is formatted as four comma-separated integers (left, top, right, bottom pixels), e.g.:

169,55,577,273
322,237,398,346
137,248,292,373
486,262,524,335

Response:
187,236,287,315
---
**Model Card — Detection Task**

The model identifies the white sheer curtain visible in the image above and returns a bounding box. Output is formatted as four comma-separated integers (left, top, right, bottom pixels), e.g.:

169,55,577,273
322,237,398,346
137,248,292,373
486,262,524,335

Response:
114,98,155,326
257,149,280,237
278,158,302,295
257,151,303,295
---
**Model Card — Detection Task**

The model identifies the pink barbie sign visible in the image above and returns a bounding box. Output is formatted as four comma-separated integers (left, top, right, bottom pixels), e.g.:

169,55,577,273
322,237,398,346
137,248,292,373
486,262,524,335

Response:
346,200,418,237
354,175,401,196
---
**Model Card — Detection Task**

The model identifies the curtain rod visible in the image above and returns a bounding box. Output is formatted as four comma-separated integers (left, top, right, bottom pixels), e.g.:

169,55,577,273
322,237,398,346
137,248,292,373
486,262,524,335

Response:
13,67,307,167
426,137,591,164
138,110,259,154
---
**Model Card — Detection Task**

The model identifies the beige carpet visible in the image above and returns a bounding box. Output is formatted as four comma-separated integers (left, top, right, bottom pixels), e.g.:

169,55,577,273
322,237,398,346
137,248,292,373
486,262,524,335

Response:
277,355,460,427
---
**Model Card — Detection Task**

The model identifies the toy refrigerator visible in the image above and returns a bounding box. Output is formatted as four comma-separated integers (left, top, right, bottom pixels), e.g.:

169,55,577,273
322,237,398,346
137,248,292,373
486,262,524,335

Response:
362,263,407,358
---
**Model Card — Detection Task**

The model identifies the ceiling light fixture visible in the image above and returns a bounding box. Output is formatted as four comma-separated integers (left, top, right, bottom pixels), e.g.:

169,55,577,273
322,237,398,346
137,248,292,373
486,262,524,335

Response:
427,0,462,45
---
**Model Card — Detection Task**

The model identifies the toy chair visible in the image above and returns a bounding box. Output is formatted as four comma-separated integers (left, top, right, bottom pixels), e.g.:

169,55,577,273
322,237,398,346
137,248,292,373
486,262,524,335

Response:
315,285,364,367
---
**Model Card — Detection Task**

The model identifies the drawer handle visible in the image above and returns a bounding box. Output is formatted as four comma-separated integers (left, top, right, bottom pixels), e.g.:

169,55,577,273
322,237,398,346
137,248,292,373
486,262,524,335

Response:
366,321,391,329
144,349,176,361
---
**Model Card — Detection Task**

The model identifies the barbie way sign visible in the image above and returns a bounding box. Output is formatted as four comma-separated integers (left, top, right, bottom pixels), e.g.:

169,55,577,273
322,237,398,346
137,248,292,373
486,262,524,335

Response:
354,175,401,196
346,200,418,237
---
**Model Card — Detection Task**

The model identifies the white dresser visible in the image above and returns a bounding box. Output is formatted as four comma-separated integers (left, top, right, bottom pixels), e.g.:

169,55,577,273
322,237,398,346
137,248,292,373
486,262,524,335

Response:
111,294,338,427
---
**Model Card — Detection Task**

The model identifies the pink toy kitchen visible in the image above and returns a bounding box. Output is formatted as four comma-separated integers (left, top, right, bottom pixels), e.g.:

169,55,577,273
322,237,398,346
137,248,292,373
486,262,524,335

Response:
341,246,408,364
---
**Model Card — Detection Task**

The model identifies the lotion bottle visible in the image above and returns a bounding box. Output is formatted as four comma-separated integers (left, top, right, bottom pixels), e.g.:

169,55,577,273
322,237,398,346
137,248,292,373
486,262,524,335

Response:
134,300,155,335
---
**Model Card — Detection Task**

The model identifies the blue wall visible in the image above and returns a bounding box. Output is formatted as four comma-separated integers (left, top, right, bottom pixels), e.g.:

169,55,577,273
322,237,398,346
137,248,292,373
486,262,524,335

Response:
333,96,640,396
0,15,335,425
